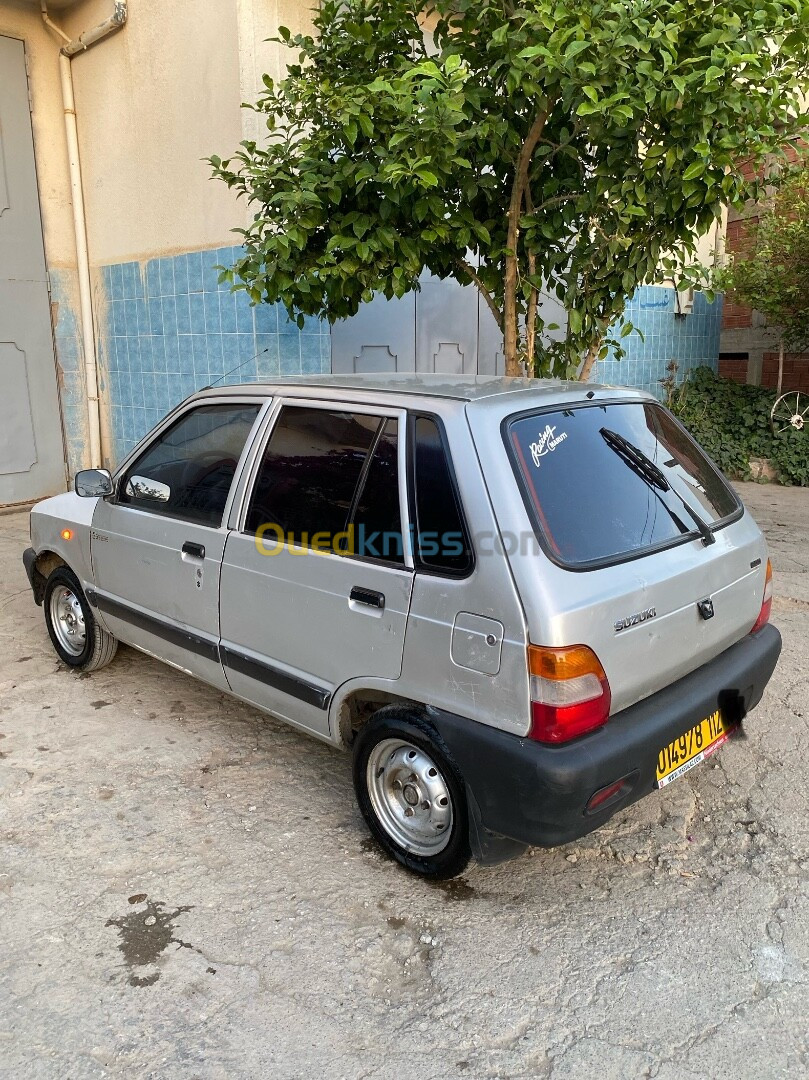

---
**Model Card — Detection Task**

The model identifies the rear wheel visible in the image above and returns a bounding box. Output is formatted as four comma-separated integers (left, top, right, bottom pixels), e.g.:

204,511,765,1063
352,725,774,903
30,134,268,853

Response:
43,566,118,672
353,708,470,879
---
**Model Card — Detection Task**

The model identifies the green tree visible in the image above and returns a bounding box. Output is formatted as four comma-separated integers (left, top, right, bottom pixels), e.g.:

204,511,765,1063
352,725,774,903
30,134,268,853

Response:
717,165,809,394
212,0,809,378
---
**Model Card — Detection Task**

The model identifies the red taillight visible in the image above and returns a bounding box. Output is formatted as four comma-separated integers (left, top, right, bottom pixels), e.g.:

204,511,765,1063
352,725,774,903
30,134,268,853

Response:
751,559,773,634
528,644,611,744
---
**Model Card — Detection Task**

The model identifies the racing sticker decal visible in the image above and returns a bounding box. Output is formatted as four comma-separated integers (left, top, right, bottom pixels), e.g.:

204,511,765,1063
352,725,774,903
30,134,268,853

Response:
530,424,568,467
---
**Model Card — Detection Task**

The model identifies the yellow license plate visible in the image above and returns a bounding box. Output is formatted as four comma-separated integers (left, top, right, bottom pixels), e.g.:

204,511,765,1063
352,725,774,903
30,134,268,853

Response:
656,710,737,788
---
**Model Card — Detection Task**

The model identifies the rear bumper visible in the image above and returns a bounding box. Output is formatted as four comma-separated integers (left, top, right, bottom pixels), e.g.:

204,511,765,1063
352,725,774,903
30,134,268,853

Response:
429,624,782,857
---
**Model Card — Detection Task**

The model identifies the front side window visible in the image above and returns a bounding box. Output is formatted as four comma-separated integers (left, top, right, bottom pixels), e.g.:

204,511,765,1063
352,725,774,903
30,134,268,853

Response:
245,406,404,562
119,403,261,527
506,401,740,568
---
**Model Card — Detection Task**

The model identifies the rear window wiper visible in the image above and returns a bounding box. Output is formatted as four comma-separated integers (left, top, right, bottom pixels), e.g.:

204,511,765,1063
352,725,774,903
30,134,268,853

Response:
600,427,716,546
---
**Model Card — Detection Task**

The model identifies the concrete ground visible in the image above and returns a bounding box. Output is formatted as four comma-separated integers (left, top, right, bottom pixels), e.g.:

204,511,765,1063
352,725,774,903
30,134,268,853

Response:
0,483,807,1080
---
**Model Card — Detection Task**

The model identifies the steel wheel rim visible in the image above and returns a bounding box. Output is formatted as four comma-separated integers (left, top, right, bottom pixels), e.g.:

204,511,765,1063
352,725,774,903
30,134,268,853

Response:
771,392,807,434
49,585,86,656
366,738,453,856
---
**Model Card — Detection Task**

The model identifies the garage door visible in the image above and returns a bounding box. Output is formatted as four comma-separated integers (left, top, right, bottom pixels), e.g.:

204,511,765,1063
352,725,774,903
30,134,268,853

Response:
0,36,66,504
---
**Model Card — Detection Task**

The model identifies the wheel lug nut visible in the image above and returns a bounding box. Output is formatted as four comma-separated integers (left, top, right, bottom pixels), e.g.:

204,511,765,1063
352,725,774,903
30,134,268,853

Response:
421,801,430,810
404,807,414,817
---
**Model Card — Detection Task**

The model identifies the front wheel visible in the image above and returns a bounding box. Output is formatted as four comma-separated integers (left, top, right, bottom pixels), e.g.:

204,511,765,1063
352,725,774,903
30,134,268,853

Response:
353,708,471,879
43,566,118,672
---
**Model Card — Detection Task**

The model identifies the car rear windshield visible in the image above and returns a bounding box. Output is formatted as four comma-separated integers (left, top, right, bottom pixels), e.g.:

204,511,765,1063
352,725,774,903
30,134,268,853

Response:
506,401,740,568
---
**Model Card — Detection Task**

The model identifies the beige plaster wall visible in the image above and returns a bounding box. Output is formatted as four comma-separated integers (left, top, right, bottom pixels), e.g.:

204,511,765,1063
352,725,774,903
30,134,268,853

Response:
48,0,319,266
57,0,243,264
236,0,318,146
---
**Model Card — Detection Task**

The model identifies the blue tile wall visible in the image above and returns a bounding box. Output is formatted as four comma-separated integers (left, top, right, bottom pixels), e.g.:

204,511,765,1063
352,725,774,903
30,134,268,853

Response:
594,285,722,397
50,268,89,477
101,245,331,464
100,262,720,467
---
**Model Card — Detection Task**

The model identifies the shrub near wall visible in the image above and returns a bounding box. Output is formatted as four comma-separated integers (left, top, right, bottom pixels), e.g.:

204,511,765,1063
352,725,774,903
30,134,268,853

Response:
669,367,809,486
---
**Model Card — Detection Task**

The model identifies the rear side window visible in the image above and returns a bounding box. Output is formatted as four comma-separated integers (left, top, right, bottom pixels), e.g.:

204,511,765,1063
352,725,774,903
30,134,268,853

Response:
348,418,404,564
506,401,740,569
119,403,260,527
412,416,473,575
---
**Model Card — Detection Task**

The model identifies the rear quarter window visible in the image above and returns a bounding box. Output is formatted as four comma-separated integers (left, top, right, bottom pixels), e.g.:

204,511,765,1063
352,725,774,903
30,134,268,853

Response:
505,401,740,569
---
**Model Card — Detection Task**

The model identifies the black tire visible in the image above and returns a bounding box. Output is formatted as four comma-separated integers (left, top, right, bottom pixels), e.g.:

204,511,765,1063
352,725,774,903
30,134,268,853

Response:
43,566,118,672
353,706,471,880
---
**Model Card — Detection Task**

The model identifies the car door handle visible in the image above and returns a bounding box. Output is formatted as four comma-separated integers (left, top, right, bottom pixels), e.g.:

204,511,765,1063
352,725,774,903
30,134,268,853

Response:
182,541,205,560
349,586,385,610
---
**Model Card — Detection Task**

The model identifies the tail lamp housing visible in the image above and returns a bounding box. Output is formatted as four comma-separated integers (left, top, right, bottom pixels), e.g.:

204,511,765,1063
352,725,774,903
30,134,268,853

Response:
750,559,773,634
528,644,612,744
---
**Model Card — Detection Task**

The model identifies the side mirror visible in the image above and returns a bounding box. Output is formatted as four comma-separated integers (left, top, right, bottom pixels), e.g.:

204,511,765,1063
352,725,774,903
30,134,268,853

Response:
125,474,171,503
74,468,113,498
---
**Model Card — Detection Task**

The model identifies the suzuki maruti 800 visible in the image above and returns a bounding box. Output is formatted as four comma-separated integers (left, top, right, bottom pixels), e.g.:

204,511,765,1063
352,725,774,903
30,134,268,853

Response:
24,376,781,878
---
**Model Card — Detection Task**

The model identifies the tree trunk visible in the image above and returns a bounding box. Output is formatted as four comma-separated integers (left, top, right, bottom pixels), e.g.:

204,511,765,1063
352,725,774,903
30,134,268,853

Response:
577,313,613,381
525,285,538,375
578,336,604,382
503,105,552,378
777,337,784,395
503,259,520,377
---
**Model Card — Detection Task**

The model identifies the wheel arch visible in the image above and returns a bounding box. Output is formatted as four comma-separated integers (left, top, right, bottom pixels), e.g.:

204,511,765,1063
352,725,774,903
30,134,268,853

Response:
28,549,69,604
330,682,429,749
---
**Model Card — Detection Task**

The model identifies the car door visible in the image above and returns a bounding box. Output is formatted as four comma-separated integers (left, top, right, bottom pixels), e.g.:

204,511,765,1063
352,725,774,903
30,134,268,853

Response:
219,398,414,738
90,398,266,689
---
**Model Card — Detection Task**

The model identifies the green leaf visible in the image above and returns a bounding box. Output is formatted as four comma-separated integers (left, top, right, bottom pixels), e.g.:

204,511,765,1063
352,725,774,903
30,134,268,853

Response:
564,39,590,61
682,161,706,180
416,167,439,187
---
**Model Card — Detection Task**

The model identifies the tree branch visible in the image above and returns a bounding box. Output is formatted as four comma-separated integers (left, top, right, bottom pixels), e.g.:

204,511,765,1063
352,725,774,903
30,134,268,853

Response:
526,193,577,217
457,257,503,332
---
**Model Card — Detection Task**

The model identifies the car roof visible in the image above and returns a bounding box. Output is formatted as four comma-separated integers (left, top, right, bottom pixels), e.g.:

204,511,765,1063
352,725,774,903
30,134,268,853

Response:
194,373,655,406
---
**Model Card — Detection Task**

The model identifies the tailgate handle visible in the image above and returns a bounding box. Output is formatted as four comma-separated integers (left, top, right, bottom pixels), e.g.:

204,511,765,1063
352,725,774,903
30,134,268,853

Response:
182,541,206,560
350,586,385,610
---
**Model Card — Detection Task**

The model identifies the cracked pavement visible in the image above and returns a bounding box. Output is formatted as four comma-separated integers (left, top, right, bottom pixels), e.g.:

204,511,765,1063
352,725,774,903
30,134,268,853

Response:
0,482,807,1079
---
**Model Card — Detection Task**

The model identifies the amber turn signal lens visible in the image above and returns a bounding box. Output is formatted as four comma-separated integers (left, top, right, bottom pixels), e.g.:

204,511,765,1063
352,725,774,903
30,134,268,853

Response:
61,528,73,541
528,643,608,682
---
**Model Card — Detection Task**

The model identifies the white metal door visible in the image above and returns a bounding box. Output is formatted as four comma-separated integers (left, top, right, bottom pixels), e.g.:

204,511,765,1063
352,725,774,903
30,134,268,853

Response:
0,37,66,504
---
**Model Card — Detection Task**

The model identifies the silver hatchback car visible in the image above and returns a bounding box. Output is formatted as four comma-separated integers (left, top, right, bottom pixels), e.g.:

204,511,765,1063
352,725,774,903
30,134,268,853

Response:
24,375,781,878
